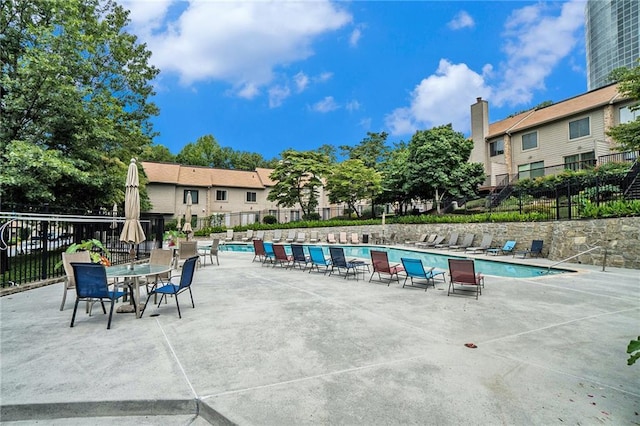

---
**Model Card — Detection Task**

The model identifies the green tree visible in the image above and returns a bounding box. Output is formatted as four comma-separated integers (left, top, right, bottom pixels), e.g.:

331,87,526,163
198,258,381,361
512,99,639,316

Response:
267,150,331,219
378,142,412,215
325,159,382,218
405,124,485,214
340,132,390,169
175,134,276,170
0,0,159,211
140,144,175,163
607,63,640,151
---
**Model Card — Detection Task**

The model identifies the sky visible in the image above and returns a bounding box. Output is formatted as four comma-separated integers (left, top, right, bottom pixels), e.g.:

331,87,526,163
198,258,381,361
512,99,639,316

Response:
119,0,589,160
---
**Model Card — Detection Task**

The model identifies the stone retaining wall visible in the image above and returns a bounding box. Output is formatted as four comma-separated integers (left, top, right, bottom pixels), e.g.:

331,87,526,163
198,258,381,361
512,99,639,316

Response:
210,217,640,269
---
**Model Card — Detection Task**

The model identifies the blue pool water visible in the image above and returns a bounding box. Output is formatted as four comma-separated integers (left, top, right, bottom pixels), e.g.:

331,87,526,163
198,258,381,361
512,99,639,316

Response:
220,243,570,278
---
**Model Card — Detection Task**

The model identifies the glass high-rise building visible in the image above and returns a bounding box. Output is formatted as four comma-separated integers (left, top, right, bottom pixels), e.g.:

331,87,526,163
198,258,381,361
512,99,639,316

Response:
585,0,639,90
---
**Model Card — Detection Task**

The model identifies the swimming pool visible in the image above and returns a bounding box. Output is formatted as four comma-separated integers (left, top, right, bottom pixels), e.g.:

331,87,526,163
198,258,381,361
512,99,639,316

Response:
220,243,571,278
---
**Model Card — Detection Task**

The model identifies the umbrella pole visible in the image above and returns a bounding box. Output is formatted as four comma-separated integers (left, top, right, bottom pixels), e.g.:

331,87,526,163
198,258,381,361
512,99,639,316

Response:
129,244,136,270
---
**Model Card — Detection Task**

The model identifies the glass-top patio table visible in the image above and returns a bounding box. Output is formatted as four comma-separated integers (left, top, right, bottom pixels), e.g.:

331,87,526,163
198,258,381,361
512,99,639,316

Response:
106,263,173,318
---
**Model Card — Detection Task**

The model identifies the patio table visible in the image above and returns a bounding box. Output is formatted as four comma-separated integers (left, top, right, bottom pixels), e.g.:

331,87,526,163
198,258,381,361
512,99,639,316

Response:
106,263,173,318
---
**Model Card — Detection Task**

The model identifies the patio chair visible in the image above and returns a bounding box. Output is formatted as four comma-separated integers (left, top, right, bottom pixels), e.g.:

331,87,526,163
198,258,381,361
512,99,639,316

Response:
255,230,265,241
465,234,493,254
60,251,92,311
199,239,220,266
253,239,267,262
435,232,458,249
285,230,296,243
308,246,332,274
225,229,234,242
141,256,198,319
338,232,348,244
350,233,359,244
272,229,283,242
369,250,405,286
241,229,254,242
309,231,319,243
486,240,516,256
263,242,276,264
143,248,174,297
417,235,445,248
447,259,484,300
328,247,359,279
177,241,198,268
295,232,306,243
327,233,337,244
449,233,475,251
370,232,381,244
291,244,311,271
70,262,126,329
400,258,446,291
514,240,544,258
272,244,293,268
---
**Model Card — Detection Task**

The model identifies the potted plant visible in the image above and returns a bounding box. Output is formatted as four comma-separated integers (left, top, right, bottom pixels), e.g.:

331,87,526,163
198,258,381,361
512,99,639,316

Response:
55,239,111,270
163,230,185,247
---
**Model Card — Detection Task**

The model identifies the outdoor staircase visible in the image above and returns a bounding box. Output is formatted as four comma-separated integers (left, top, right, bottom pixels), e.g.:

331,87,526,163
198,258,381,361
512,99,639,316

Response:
488,174,515,208
623,160,640,200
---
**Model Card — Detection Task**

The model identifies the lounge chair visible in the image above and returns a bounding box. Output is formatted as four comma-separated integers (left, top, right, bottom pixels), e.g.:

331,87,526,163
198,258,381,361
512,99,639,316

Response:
328,247,360,280
263,242,275,264
400,258,446,291
225,229,234,242
272,229,282,242
449,233,475,251
241,230,254,242
405,233,428,246
435,232,458,249
338,232,348,244
252,239,267,263
369,250,404,286
309,231,319,243
327,233,337,244
465,234,493,254
285,230,296,243
295,232,306,243
417,235,445,248
308,246,332,274
291,244,311,271
486,240,516,256
514,240,544,258
272,244,293,268
447,259,484,300
254,230,265,240
350,233,359,244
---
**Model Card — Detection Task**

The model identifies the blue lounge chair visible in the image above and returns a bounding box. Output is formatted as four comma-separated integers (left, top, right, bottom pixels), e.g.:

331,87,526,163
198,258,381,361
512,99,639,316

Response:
400,258,446,291
308,246,331,274
514,240,543,258
486,240,516,256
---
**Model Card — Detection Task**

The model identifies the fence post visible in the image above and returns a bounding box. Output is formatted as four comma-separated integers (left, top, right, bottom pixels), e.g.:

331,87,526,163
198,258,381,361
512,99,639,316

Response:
40,204,49,280
566,183,572,220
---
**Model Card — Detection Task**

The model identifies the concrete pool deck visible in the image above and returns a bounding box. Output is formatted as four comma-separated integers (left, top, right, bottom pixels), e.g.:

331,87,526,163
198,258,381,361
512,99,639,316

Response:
1,249,639,425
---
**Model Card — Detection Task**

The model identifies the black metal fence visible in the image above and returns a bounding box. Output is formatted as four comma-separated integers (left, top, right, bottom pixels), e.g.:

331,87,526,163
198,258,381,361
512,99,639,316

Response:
1,213,164,287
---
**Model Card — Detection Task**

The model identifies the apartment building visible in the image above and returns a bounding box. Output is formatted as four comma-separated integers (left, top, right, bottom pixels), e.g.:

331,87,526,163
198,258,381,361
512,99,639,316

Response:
469,83,636,187
141,161,336,227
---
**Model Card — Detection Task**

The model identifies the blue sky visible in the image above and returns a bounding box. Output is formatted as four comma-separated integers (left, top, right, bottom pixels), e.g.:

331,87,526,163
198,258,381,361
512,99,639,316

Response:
120,0,588,160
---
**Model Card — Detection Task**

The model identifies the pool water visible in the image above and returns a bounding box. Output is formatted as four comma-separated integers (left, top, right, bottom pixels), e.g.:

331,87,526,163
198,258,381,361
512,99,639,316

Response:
221,243,570,278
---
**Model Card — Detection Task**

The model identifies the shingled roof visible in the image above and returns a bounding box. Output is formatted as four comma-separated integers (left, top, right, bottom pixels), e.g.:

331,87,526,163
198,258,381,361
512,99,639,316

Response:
487,83,624,139
141,162,275,189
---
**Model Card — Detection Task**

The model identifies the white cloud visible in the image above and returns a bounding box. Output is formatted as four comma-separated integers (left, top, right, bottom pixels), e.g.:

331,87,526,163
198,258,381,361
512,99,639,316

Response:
386,0,584,136
294,72,309,93
345,100,360,112
121,1,351,94
448,11,475,30
349,28,362,47
269,85,291,108
493,0,584,106
386,59,492,135
311,96,339,113
315,72,333,83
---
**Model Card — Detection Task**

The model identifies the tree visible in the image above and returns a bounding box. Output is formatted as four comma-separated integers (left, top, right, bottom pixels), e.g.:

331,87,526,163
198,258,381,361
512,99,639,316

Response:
140,144,175,163
405,124,485,214
340,132,390,169
175,134,278,170
607,62,640,151
267,150,331,219
378,142,412,215
325,159,382,218
0,0,159,211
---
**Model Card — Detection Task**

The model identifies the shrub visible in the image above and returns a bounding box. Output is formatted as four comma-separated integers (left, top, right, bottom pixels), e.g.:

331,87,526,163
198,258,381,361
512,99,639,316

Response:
263,215,278,224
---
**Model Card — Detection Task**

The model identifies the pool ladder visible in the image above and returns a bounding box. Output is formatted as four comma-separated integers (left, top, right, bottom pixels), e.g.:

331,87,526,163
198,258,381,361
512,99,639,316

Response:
546,246,603,273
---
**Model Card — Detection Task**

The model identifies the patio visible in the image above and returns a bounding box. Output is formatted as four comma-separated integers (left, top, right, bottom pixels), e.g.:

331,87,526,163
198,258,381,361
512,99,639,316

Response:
1,250,639,424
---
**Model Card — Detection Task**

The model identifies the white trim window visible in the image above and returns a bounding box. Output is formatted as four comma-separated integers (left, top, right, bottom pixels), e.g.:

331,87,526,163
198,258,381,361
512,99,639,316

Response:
521,132,538,151
216,190,227,201
246,192,257,203
569,117,590,140
489,138,504,157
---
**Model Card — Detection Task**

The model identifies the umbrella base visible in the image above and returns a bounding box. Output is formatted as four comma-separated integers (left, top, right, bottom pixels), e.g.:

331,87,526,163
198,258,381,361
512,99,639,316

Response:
116,303,145,314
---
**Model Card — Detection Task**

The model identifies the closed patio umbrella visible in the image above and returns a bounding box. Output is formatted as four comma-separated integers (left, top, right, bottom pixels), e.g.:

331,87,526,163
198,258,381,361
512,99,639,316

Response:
120,159,146,267
182,191,193,240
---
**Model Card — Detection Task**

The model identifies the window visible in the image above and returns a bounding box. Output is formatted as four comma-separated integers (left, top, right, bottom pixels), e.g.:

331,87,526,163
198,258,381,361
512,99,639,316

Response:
521,132,538,150
183,190,198,204
569,117,590,139
518,161,544,179
620,106,638,123
216,190,227,201
246,192,257,202
489,138,504,157
564,152,595,171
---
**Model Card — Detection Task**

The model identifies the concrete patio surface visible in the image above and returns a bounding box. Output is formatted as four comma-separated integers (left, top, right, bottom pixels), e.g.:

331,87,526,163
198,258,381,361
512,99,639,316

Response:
1,248,639,425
